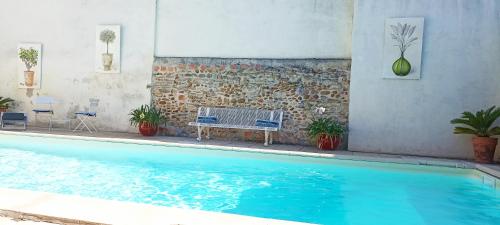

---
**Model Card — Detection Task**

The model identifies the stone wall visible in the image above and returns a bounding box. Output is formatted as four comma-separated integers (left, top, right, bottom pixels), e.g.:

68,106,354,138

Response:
152,58,350,146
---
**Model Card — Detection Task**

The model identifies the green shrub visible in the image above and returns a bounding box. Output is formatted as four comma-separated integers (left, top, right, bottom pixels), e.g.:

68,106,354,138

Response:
307,117,345,140
450,106,500,137
0,97,14,108
129,105,166,127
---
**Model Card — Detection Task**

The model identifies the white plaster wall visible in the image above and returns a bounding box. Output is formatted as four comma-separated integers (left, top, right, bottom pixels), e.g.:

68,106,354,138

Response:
0,0,156,132
155,0,353,58
349,0,500,159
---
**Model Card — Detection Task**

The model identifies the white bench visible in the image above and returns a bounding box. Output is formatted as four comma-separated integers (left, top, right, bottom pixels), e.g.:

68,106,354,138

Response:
188,107,283,146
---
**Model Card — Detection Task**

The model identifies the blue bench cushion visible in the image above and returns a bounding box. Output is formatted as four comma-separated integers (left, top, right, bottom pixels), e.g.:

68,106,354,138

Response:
197,116,217,124
255,119,279,128
2,113,26,121
75,112,96,116
33,109,53,113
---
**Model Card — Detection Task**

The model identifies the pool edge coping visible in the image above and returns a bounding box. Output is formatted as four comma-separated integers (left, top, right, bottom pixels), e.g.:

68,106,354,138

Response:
0,188,316,225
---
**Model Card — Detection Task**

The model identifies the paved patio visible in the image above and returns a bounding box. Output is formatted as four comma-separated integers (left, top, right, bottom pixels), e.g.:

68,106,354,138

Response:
0,216,55,225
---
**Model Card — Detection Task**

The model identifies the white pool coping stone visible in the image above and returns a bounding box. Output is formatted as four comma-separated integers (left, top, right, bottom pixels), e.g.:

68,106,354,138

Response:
0,188,314,225
0,130,499,225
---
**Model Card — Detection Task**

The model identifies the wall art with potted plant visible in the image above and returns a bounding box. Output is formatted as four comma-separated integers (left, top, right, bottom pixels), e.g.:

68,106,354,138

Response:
18,43,42,89
382,17,424,80
95,25,121,73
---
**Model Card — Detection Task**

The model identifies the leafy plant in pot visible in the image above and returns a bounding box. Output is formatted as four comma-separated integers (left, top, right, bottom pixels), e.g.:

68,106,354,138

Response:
451,106,500,163
129,105,166,136
0,97,14,112
99,29,116,71
18,48,38,87
306,107,345,150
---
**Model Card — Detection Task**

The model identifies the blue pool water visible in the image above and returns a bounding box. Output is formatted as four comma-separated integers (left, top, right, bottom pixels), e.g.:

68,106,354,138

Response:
0,134,498,225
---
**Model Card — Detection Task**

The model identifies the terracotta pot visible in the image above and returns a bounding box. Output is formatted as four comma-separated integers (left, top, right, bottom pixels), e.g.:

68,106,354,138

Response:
139,122,158,136
0,107,7,112
102,53,113,71
472,137,498,163
317,133,341,150
24,71,34,87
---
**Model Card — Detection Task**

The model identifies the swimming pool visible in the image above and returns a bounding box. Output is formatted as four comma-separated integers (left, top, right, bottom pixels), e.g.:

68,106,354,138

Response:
0,133,498,225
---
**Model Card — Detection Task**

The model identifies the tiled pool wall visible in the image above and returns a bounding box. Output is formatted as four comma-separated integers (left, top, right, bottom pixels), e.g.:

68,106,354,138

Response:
152,57,351,146
474,169,500,189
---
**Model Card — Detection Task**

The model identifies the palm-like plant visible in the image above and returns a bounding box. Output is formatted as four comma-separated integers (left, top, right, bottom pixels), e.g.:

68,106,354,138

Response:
0,97,14,109
450,106,500,137
307,117,345,139
129,105,165,127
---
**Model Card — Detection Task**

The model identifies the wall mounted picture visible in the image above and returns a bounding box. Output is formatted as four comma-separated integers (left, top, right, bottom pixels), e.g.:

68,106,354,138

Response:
383,17,424,79
18,43,42,89
95,25,121,73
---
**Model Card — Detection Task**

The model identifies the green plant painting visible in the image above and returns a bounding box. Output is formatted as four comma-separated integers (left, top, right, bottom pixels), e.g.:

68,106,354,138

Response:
390,23,418,76
383,18,424,80
96,25,121,73
18,47,38,71
18,43,42,89
99,29,116,54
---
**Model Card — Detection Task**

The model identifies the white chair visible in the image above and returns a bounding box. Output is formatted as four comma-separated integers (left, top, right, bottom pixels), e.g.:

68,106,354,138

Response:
32,96,71,131
73,98,99,133
32,96,55,129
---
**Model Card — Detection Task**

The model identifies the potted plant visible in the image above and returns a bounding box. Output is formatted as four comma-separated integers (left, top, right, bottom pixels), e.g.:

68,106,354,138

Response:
100,29,116,71
18,47,39,87
306,107,345,150
129,105,166,136
0,97,14,112
451,106,500,163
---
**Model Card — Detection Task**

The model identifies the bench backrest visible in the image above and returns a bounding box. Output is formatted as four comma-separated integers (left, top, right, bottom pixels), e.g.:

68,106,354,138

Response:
196,107,283,129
